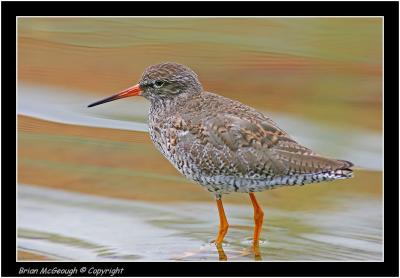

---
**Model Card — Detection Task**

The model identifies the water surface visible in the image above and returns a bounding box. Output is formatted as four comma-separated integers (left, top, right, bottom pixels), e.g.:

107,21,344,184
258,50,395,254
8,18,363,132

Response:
18,184,382,261
18,84,382,171
17,18,383,261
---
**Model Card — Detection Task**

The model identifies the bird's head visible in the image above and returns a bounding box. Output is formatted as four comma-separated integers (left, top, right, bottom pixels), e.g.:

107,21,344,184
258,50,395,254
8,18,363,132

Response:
140,62,203,101
88,62,202,107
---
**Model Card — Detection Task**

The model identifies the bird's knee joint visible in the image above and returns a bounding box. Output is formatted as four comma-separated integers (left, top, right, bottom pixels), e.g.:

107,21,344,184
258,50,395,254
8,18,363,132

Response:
254,210,264,221
221,223,229,231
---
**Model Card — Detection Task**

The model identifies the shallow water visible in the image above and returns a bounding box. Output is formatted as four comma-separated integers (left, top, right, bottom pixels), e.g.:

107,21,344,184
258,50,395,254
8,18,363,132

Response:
18,184,382,261
18,18,382,131
17,18,383,261
18,84,382,171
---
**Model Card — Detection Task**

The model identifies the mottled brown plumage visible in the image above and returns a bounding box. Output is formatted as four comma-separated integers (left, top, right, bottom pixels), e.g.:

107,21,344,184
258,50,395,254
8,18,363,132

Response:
88,62,354,245
140,63,353,199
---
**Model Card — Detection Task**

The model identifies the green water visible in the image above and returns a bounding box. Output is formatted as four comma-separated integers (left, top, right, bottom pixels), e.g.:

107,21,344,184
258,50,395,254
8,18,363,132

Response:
18,17,382,130
17,18,383,261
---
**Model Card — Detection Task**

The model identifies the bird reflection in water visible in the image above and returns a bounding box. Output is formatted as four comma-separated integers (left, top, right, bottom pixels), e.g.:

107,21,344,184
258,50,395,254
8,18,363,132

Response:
216,243,227,261
215,242,263,261
253,242,263,261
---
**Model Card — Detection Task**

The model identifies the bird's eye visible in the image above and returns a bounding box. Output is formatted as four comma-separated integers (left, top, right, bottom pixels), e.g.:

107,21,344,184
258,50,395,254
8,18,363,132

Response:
154,80,164,88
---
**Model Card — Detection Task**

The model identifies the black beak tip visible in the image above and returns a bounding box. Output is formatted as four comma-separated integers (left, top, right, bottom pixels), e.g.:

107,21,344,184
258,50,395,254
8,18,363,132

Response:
87,101,102,108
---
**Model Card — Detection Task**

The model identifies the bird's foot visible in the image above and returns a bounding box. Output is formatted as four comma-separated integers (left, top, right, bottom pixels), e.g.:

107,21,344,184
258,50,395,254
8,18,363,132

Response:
252,240,263,261
215,243,227,261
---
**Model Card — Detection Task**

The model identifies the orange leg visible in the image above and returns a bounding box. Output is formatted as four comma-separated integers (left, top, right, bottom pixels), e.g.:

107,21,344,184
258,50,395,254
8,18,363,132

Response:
215,198,229,245
249,193,264,243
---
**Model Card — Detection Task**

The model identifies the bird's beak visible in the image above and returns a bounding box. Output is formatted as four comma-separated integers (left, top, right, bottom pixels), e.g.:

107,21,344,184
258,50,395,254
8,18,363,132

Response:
87,84,142,108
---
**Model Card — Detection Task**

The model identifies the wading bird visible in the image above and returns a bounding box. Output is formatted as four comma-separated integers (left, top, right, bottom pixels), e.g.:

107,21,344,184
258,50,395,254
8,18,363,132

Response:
88,62,353,247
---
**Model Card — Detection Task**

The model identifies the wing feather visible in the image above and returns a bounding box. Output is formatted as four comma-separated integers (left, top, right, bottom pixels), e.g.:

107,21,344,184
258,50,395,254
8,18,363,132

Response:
163,92,351,179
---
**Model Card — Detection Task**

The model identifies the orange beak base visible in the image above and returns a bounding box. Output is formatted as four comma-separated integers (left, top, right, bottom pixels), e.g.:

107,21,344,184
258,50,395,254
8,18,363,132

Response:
87,84,142,108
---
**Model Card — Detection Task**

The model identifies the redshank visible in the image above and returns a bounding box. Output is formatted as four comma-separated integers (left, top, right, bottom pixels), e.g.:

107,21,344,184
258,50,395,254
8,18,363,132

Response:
88,62,353,246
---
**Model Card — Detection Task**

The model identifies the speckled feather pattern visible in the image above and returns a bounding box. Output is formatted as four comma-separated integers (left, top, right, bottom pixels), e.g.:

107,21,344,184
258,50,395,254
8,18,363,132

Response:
141,63,353,198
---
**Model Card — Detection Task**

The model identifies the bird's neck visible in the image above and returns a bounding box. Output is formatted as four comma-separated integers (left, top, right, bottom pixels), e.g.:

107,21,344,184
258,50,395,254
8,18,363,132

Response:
149,91,200,115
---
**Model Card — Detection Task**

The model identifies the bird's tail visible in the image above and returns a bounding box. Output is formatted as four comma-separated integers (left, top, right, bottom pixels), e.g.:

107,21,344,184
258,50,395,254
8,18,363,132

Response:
332,159,354,179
